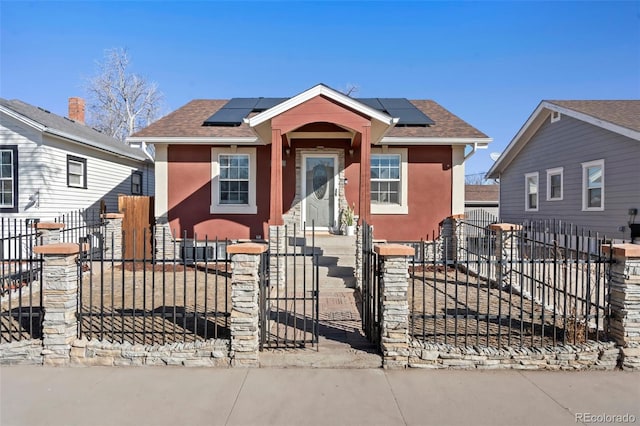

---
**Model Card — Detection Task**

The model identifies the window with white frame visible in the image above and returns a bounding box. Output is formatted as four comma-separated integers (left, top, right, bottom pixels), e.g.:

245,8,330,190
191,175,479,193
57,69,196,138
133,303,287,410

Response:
582,159,604,211
0,146,17,211
370,148,408,214
546,167,563,201
131,171,143,195
67,155,87,189
525,172,539,211
210,147,256,214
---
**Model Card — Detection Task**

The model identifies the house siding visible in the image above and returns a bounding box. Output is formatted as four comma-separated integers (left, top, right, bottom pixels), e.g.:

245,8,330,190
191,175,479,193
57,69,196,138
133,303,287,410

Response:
499,114,640,240
1,113,154,222
370,145,452,241
167,145,271,240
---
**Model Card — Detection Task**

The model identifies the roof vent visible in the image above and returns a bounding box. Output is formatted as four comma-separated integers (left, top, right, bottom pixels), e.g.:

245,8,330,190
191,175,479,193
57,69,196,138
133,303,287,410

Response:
550,111,561,123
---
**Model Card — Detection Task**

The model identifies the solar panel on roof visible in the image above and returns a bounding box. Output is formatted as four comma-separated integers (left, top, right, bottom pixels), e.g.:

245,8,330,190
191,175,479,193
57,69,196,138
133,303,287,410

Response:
376,98,435,126
203,108,253,126
254,98,288,111
203,96,435,127
356,98,384,110
223,98,260,109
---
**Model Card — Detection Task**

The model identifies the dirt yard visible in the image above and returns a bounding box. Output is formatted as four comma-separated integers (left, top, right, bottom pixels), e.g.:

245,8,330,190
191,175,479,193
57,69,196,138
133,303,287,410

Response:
408,265,601,347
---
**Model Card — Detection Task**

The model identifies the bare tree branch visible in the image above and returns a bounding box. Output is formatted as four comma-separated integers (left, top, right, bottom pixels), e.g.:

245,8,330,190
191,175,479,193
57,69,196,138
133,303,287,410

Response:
86,48,163,141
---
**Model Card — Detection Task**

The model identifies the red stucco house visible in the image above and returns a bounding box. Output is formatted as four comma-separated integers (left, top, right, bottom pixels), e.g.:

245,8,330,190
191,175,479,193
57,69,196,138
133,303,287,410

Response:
128,84,491,241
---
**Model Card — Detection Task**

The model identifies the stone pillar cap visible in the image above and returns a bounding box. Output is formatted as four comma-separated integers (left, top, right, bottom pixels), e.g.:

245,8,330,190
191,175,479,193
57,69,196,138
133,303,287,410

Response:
34,243,88,255
374,243,415,256
101,213,125,219
34,222,65,230
227,243,268,254
602,244,640,258
489,223,523,231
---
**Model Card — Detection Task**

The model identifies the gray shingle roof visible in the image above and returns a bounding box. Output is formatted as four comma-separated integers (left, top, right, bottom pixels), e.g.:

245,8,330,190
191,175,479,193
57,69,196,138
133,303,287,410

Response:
0,98,149,162
548,100,640,133
131,99,489,140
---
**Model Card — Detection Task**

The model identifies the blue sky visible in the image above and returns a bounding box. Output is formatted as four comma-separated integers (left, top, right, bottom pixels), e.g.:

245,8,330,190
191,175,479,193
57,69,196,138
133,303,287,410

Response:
1,1,639,176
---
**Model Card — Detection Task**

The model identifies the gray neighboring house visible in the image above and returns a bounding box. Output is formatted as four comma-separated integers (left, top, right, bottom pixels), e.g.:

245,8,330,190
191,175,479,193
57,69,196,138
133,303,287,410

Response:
0,97,155,222
487,100,640,242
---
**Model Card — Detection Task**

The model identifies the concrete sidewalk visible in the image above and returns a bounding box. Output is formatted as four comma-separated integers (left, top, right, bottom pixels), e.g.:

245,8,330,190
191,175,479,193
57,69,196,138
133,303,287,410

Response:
1,367,638,426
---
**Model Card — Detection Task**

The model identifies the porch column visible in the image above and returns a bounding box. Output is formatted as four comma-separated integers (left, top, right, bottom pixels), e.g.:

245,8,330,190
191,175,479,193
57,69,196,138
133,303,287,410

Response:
359,125,371,224
270,128,284,225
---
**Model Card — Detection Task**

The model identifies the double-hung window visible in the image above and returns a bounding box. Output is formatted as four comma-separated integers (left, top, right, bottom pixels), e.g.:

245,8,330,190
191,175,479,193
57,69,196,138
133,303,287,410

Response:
546,167,563,201
525,172,539,211
582,159,604,211
370,148,408,214
131,171,143,195
0,146,18,212
210,147,256,214
67,155,87,189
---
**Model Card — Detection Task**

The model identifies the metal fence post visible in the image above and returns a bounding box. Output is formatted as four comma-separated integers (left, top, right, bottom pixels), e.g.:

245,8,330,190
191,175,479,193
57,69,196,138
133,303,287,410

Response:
33,243,85,366
227,243,267,367
375,243,415,369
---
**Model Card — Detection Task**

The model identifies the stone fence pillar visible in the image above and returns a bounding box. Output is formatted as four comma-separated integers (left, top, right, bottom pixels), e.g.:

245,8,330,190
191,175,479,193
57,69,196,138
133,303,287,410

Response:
101,213,123,260
605,244,640,370
489,223,522,289
268,225,286,290
33,243,85,366
440,214,465,261
34,222,64,245
374,243,415,369
154,216,177,260
227,243,267,367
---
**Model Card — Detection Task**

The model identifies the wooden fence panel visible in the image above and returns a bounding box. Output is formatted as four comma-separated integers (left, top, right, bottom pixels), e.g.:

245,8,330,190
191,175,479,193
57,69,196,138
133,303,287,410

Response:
118,195,155,259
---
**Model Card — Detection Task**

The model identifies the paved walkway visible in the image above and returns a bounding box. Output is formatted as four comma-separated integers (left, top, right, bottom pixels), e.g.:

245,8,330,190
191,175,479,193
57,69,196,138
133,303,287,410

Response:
1,366,638,426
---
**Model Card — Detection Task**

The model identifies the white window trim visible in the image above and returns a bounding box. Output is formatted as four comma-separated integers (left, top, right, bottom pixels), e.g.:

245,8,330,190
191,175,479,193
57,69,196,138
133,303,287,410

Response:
550,111,561,123
582,159,604,212
371,147,408,215
525,172,539,212
546,167,563,201
0,148,15,209
210,147,257,214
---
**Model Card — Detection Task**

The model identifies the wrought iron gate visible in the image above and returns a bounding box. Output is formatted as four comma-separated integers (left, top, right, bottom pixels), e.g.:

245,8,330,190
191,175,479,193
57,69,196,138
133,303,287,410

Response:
260,224,319,350
361,221,381,347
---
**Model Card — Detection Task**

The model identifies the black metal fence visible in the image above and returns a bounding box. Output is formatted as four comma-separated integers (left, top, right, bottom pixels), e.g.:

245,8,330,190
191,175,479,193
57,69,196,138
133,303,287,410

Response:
361,221,381,346
260,223,319,350
78,228,232,345
57,208,106,256
0,217,43,343
408,221,612,348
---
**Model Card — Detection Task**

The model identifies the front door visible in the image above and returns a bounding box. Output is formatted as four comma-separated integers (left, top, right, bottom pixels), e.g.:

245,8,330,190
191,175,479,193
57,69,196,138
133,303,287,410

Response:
302,155,337,230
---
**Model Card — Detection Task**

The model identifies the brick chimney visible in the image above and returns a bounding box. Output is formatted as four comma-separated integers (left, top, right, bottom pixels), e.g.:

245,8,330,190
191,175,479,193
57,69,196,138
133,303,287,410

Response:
68,97,85,123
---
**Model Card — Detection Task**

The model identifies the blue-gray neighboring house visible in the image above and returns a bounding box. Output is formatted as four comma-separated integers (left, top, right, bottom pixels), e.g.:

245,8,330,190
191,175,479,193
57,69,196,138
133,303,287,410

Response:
487,100,640,242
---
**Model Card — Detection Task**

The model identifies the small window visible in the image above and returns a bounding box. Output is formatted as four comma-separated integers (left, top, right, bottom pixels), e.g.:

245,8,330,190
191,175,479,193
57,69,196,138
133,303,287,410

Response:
582,160,604,211
370,148,408,215
219,154,250,205
550,111,561,123
525,172,539,211
371,154,400,205
546,167,563,201
0,146,18,212
67,155,87,189
131,171,143,195
210,147,257,214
